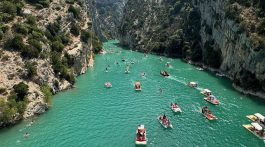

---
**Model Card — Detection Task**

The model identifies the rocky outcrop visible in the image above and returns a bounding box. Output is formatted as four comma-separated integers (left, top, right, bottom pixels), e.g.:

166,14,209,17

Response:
0,0,100,128
194,0,265,96
119,0,265,98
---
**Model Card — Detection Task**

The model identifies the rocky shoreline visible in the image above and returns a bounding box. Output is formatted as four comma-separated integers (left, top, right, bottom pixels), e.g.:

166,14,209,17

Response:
183,59,265,100
0,0,100,129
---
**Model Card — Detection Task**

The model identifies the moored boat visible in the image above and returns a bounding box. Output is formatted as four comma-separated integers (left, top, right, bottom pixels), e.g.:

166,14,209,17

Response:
188,82,197,88
104,82,112,88
135,82,142,91
204,95,219,105
171,103,182,113
246,113,265,127
158,115,173,128
196,67,204,71
216,73,225,77
160,70,169,77
243,123,265,140
135,125,147,145
201,106,217,120
201,89,212,96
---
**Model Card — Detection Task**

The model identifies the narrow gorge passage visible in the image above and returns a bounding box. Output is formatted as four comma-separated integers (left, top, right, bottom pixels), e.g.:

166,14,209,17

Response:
0,41,264,147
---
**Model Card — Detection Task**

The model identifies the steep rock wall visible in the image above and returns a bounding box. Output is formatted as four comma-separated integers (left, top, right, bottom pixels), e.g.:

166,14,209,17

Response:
119,0,265,98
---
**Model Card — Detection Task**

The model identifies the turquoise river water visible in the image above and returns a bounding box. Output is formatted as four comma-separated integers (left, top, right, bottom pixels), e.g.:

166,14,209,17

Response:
0,40,265,147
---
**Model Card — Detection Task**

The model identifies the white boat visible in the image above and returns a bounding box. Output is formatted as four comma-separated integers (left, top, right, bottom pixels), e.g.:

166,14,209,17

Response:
104,82,112,88
158,115,173,128
201,89,212,96
171,103,182,113
135,82,142,91
188,82,197,88
216,73,225,77
135,125,147,145
243,123,265,140
196,67,204,71
204,95,219,105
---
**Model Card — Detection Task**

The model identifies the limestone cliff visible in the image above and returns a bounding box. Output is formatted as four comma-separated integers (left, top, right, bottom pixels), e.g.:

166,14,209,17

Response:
94,0,127,40
0,0,102,128
119,0,265,98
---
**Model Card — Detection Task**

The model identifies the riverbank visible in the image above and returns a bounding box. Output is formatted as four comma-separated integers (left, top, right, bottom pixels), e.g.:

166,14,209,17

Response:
182,59,265,100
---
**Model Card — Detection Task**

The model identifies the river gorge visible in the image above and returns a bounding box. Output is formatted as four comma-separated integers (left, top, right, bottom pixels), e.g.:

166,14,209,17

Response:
0,41,264,146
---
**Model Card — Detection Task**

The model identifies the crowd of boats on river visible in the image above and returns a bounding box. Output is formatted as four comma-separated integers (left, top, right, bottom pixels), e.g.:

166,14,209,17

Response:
101,49,265,145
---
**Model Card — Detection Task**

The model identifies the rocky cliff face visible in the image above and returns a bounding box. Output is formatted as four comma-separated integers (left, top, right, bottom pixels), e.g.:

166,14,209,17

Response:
90,0,127,40
119,0,265,98
0,0,101,128
195,0,265,97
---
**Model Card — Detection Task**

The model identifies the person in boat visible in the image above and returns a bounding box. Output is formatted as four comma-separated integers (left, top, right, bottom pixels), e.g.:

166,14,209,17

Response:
163,114,167,120
172,103,177,108
202,106,208,114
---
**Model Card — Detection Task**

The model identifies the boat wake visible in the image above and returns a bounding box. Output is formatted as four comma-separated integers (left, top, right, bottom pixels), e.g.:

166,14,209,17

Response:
167,76,187,85
167,75,209,93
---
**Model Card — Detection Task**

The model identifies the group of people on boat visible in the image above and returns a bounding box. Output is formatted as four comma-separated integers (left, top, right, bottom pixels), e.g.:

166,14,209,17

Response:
171,103,178,109
201,106,217,120
202,106,210,114
136,128,146,141
159,114,171,127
